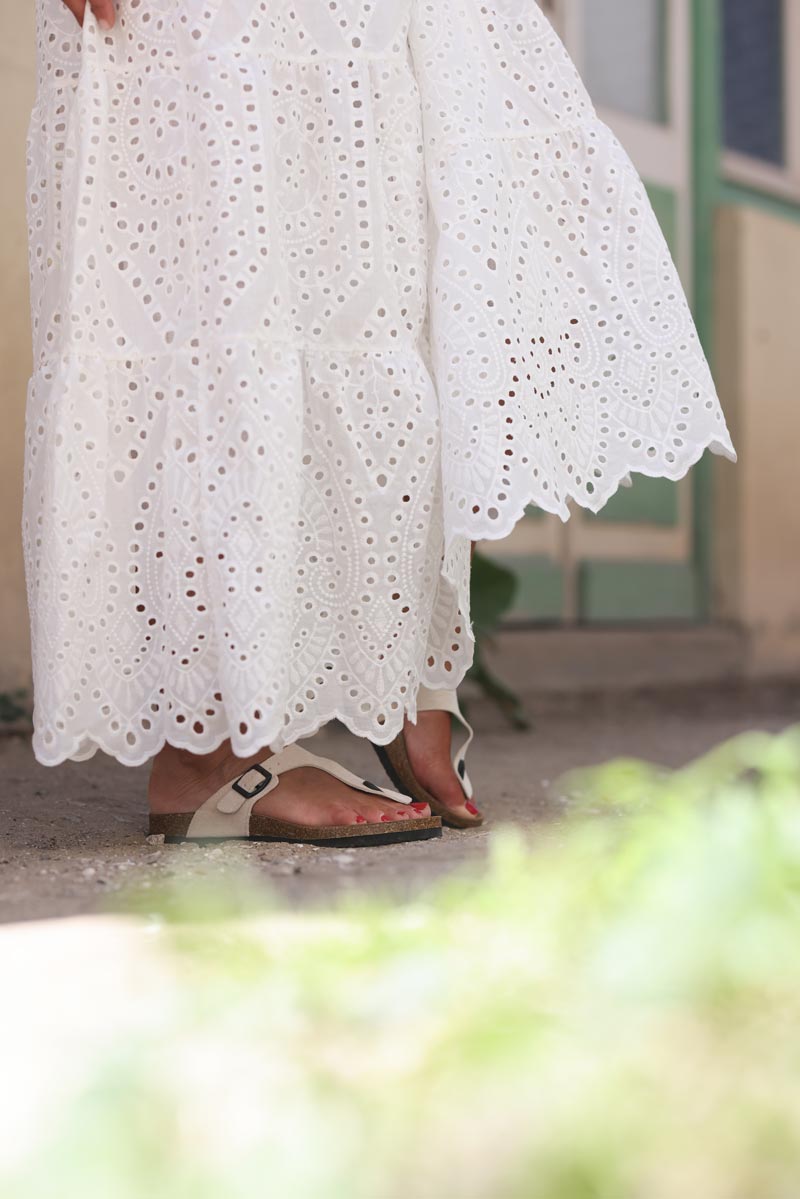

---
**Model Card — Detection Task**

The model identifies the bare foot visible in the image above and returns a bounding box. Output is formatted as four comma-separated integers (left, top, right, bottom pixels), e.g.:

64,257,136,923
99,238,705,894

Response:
402,710,482,822
149,742,430,828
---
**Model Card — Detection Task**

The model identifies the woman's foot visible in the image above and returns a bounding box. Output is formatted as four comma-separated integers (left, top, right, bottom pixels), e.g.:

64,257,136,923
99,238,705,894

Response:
149,742,430,828
402,710,482,823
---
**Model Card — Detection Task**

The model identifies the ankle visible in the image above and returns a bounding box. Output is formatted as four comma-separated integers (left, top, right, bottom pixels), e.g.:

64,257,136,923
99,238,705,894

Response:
148,740,270,814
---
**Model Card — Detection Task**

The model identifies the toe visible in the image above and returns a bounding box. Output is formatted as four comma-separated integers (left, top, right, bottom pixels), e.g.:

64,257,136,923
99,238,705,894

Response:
330,806,368,828
448,798,482,822
356,801,393,824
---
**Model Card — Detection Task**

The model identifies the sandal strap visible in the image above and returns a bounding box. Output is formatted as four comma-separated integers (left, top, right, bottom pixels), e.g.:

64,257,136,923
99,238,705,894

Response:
186,745,412,839
417,686,475,801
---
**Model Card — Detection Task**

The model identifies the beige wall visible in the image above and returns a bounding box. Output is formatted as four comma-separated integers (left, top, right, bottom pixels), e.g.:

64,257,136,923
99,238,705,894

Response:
714,204,800,675
0,4,35,691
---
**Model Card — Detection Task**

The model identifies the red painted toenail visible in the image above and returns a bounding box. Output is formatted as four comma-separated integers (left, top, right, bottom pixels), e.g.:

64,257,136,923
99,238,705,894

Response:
381,814,395,822
355,815,368,824
465,802,481,816
410,803,428,812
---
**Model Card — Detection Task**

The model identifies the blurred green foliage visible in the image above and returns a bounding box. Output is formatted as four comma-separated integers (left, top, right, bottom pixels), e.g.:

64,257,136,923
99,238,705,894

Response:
0,690,29,725
6,727,800,1198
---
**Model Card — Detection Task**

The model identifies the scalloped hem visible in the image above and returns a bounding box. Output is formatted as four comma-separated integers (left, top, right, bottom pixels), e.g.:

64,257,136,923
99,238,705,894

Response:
29,653,475,769
25,341,476,770
444,436,737,549
29,436,734,769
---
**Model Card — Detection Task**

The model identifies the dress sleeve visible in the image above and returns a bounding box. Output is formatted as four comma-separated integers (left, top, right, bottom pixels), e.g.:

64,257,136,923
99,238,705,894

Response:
409,0,735,540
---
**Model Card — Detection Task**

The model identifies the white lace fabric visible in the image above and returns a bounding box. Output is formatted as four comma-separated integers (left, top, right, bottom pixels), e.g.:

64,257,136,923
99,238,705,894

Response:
24,0,735,767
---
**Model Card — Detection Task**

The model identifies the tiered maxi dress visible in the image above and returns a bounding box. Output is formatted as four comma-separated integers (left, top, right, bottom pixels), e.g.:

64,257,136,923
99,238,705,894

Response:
24,0,736,767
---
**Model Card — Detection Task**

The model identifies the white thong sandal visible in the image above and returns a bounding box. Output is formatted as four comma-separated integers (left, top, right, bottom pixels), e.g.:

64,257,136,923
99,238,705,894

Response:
372,686,482,830
149,744,442,846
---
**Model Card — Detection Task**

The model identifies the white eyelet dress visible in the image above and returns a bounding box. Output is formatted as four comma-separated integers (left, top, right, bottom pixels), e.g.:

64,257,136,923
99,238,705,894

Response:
24,0,735,766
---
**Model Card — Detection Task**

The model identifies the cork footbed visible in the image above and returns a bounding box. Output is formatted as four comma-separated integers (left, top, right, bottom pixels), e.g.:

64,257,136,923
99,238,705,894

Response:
148,810,442,847
372,735,484,830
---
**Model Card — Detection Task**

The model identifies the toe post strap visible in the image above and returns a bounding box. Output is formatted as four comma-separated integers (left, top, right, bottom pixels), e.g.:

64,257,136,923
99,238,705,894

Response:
417,685,475,801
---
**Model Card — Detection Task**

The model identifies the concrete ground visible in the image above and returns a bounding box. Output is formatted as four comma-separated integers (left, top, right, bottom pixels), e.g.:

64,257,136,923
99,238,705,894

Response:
1,675,798,925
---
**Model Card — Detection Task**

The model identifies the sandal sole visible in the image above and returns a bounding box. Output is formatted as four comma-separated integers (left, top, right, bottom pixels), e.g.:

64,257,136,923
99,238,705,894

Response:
149,812,442,847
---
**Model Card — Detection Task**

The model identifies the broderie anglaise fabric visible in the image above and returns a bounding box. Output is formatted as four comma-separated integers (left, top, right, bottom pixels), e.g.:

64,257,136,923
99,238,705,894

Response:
24,0,735,766
411,0,735,551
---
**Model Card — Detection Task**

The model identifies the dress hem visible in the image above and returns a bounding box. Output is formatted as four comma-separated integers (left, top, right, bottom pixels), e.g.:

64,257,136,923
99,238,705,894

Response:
29,436,734,770
444,435,737,548
29,656,475,769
